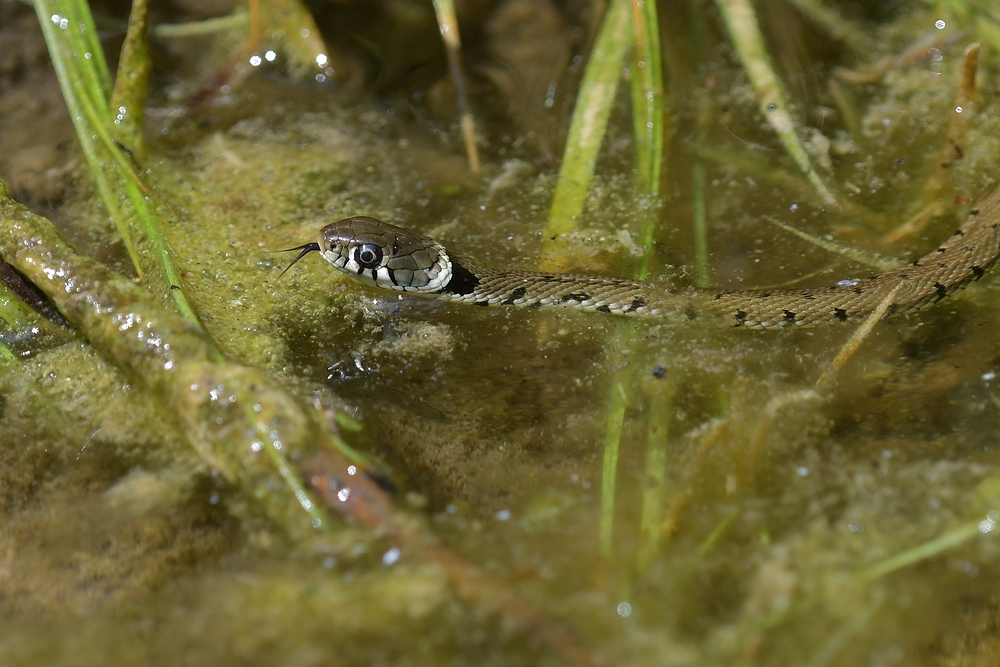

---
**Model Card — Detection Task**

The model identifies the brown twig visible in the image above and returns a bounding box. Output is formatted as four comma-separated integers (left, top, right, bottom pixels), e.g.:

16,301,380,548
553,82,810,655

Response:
431,0,481,176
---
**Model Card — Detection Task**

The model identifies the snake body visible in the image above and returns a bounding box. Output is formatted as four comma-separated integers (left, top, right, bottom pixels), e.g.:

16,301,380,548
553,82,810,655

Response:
285,183,1000,329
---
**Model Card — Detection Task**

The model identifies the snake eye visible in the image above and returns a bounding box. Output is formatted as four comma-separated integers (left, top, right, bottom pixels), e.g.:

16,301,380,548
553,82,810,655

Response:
354,243,383,269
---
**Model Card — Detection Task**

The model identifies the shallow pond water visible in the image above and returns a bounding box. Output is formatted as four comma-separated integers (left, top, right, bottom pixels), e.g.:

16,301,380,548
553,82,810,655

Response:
3,1,1000,665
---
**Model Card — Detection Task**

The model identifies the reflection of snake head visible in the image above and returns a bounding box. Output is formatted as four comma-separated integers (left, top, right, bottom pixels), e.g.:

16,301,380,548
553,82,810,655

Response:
318,216,454,293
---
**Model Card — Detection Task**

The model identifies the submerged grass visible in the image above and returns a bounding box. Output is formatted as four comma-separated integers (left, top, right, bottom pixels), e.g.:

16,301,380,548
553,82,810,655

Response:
543,0,632,269
546,0,671,560
784,0,873,53
153,12,248,39
714,0,837,206
9,0,1000,662
859,518,989,581
629,0,665,279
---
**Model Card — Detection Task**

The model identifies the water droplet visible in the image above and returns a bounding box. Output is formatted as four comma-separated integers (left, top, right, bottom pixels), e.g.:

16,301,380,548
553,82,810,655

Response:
382,547,401,565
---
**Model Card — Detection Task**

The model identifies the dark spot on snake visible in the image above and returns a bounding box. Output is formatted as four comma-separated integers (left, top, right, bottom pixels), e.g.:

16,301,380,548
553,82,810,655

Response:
972,265,985,279
970,208,980,216
713,293,724,300
804,294,815,300
597,305,612,313
629,297,646,311
954,229,966,236
759,293,771,299
503,287,527,305
441,260,480,296
474,300,490,307
651,365,667,379
685,305,699,320
912,260,920,266
734,310,747,327
783,310,796,322
934,282,948,300
854,288,864,295
392,237,399,256
937,247,947,253
562,292,590,302
170,284,180,290
386,267,397,286
834,308,848,322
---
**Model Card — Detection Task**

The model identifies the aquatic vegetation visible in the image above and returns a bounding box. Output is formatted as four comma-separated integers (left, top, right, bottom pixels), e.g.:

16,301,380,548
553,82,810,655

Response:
1,0,1000,665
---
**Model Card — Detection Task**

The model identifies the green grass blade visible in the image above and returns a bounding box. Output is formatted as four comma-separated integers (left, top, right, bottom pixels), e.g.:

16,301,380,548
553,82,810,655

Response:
859,519,985,580
628,0,665,280
34,0,143,273
545,0,632,263
34,0,202,326
599,378,628,557
785,0,873,53
153,12,249,38
629,0,664,196
636,386,671,569
691,158,710,287
109,0,150,162
66,0,112,96
714,0,837,206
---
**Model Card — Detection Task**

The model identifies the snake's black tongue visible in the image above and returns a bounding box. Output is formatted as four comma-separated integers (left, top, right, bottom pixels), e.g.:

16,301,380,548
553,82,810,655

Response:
278,243,321,276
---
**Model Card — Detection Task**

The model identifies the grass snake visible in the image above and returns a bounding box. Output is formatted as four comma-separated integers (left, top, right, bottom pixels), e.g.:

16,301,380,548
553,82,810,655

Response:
283,183,1000,330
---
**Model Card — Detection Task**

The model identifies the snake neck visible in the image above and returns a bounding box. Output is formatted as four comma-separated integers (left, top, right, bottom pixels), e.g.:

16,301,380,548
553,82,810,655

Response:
435,255,696,317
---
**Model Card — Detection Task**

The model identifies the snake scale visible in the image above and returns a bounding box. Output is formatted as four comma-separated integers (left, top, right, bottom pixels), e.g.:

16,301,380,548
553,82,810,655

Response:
282,182,1000,329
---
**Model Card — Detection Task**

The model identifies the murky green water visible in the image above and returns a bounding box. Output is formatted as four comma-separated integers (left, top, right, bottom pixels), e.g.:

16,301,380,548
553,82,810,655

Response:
3,1,1000,665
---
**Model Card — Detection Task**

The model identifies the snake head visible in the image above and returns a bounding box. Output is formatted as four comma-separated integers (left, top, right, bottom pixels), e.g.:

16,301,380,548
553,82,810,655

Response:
318,216,454,293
